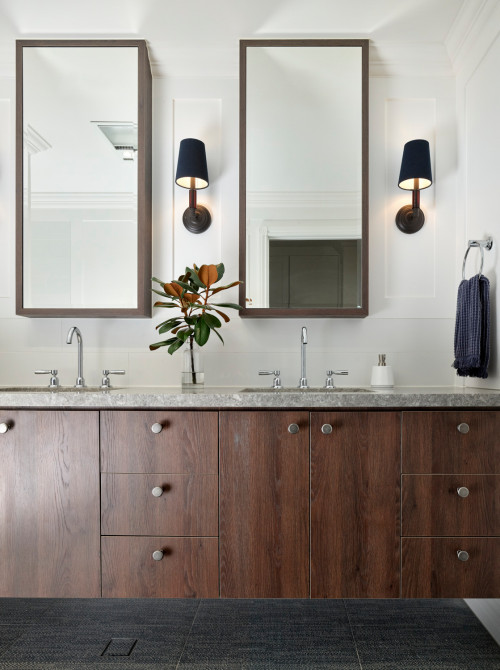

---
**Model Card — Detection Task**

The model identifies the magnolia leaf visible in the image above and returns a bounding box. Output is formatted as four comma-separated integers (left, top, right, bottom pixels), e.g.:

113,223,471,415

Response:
198,264,219,288
204,313,222,329
214,309,230,323
153,300,179,308
213,302,242,310
158,319,182,334
210,280,242,295
152,276,166,285
167,339,185,355
173,280,199,294
184,292,201,303
164,282,183,298
212,327,225,344
186,266,206,288
215,263,225,281
194,318,210,346
152,288,174,299
149,337,177,351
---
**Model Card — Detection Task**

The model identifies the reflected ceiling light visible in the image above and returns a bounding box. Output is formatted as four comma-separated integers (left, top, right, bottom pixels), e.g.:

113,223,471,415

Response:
175,138,211,234
93,122,137,160
395,139,432,234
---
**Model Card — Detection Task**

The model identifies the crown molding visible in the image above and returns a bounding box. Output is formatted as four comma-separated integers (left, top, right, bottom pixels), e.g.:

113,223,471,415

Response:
445,0,500,75
369,42,453,78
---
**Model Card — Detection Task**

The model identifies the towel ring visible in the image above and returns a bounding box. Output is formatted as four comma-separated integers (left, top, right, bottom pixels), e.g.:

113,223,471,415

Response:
462,238,493,280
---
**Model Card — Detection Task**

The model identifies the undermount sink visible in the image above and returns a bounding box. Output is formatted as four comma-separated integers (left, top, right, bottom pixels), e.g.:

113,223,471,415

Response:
241,387,373,393
0,386,114,393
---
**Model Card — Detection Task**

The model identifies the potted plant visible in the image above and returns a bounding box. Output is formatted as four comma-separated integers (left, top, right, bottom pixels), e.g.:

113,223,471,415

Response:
150,263,241,385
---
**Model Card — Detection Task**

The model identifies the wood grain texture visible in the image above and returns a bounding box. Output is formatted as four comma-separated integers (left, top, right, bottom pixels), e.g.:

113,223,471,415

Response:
402,475,500,536
311,411,401,598
219,411,309,598
100,410,218,474
101,473,218,536
101,536,219,598
0,410,100,597
402,537,500,598
402,411,500,474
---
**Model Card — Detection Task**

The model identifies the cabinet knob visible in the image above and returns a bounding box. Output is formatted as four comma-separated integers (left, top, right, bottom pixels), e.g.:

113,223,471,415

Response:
321,424,333,435
457,550,469,562
152,550,164,561
288,423,300,434
151,423,163,434
0,422,10,434
151,486,163,498
457,423,470,434
457,486,470,498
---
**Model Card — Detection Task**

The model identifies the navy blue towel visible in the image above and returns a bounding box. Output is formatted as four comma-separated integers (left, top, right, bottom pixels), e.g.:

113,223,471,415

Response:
453,273,490,378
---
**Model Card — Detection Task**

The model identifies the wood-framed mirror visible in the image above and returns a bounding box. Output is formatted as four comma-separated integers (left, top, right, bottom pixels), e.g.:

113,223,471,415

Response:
16,39,152,317
239,39,368,318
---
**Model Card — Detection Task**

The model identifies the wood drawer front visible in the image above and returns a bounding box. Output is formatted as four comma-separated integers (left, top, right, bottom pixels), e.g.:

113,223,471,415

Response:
402,537,500,598
402,411,500,474
101,473,218,536
402,475,500,537
100,411,218,474
101,536,219,598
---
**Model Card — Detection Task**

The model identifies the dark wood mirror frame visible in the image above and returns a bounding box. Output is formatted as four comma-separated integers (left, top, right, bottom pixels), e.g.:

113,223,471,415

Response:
239,39,369,318
16,39,152,318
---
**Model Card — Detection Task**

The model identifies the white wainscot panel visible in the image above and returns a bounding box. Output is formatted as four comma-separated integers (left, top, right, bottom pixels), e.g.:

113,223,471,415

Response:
0,99,11,297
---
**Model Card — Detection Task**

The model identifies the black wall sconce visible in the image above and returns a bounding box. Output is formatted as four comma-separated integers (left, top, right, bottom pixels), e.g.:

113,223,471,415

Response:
395,139,433,234
175,138,211,234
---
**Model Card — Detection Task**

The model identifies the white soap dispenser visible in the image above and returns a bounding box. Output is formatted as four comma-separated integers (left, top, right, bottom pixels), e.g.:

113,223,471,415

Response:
370,354,394,389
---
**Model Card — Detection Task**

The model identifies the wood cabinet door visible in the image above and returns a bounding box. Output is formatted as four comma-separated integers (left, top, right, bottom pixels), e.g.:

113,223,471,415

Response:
0,410,100,597
311,411,401,598
220,411,309,598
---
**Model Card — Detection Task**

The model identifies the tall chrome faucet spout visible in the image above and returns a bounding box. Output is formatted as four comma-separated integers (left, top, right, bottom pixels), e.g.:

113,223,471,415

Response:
66,326,85,388
298,326,308,389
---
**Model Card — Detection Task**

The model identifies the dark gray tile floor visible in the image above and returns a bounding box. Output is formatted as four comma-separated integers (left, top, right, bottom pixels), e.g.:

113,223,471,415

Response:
0,598,498,669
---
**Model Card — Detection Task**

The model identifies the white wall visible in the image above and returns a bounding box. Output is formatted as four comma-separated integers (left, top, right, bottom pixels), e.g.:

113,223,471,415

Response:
0,46,462,389
453,0,500,644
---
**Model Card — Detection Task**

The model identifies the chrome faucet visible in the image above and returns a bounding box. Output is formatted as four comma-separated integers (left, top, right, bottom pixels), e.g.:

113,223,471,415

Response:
298,326,308,389
66,326,85,388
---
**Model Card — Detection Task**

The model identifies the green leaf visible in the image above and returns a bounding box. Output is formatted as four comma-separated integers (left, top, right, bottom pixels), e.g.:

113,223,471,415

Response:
212,328,225,345
185,266,206,288
176,329,193,343
215,263,225,281
158,319,182,335
152,288,175,299
149,337,177,351
194,318,210,346
167,339,185,355
152,276,165,285
213,302,242,310
204,313,222,329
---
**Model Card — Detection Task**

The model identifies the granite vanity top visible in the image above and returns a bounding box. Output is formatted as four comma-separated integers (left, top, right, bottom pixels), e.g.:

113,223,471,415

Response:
0,386,499,409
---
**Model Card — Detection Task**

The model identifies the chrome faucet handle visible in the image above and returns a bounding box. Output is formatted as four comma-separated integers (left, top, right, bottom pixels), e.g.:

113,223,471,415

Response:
324,370,349,389
258,370,282,389
101,369,126,389
35,369,59,388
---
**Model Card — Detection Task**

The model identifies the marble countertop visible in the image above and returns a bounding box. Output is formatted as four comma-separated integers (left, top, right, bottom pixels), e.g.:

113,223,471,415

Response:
0,385,499,409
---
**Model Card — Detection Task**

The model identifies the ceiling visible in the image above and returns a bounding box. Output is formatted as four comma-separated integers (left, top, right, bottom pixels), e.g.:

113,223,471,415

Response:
0,0,479,76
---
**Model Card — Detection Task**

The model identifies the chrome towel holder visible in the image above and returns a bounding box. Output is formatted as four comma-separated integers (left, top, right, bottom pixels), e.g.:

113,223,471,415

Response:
462,238,493,280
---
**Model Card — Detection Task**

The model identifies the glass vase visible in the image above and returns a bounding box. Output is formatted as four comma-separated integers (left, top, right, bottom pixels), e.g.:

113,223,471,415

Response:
182,337,204,386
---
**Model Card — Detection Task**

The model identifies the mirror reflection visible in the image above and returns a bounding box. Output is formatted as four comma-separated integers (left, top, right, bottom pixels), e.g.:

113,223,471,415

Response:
17,41,151,316
240,40,368,317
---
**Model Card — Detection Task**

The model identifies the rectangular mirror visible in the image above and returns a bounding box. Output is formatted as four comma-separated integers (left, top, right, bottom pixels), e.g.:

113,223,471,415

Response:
16,39,152,317
239,39,368,317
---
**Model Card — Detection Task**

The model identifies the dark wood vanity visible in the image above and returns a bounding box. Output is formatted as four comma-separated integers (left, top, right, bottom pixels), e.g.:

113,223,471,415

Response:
0,402,498,599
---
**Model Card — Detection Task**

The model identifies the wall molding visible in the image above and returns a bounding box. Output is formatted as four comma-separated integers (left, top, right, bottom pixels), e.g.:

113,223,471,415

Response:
445,0,500,75
29,191,137,209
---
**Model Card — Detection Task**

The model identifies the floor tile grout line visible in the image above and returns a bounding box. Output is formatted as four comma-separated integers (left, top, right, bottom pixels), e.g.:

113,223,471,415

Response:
175,598,202,669
343,599,364,670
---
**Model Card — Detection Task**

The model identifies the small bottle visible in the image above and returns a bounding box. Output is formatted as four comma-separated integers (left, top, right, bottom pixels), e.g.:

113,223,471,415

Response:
371,354,394,388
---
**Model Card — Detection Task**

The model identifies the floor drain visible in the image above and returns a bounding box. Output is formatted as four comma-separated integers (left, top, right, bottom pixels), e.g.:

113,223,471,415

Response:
102,638,138,656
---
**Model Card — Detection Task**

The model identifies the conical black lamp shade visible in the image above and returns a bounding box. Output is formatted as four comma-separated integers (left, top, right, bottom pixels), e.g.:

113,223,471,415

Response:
175,138,209,190
175,138,211,234
398,139,432,191
396,138,432,234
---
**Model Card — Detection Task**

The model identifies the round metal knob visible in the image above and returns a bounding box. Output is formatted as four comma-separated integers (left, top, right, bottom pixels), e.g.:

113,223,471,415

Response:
152,550,164,561
151,487,163,498
457,550,469,562
457,487,470,498
151,423,163,434
0,422,9,434
321,424,333,435
457,423,470,434
288,423,299,434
